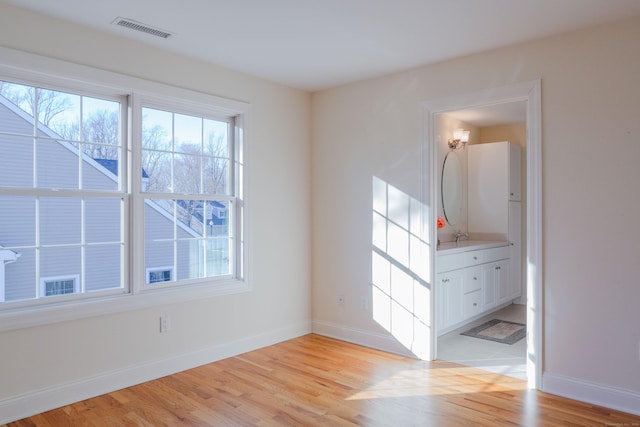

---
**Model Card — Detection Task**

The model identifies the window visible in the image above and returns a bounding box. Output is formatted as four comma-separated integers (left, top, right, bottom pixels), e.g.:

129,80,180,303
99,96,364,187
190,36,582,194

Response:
146,268,173,284
41,276,79,297
140,106,235,284
0,51,248,329
0,80,125,304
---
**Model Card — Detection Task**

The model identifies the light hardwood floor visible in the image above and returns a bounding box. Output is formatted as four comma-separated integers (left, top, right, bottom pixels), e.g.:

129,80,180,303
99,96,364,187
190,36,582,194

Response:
5,334,640,426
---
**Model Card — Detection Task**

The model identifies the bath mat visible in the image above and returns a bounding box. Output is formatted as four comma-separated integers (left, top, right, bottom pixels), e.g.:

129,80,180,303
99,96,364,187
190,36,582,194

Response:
461,319,525,345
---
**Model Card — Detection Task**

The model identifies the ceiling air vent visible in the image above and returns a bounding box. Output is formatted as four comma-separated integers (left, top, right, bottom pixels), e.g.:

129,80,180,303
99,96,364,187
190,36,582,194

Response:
112,17,173,39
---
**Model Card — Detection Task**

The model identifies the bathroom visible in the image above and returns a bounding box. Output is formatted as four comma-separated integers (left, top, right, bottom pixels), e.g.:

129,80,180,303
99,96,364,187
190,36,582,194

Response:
435,101,528,379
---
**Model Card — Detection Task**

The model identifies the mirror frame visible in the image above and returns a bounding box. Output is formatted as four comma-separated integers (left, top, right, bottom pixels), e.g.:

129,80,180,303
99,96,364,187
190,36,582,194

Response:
441,150,462,226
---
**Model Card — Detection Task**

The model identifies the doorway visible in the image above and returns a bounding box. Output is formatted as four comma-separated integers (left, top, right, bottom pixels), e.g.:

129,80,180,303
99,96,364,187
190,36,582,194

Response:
422,80,542,389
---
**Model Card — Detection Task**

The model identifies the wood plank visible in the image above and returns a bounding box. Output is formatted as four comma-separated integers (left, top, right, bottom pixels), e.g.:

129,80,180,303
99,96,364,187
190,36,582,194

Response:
4,334,640,426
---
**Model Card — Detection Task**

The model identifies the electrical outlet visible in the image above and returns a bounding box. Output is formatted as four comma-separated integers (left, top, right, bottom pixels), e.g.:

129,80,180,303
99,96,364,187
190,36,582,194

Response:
160,315,170,333
338,294,344,305
360,296,369,311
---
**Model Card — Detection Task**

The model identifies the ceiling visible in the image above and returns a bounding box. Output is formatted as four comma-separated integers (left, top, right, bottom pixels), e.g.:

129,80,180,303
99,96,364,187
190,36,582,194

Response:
4,0,640,93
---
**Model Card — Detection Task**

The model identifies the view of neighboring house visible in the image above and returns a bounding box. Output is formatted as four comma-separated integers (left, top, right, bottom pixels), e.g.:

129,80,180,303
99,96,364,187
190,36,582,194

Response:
0,94,228,302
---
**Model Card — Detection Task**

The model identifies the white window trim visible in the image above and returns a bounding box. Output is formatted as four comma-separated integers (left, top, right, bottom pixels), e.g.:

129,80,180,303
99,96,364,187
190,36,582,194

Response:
0,46,251,333
40,275,80,297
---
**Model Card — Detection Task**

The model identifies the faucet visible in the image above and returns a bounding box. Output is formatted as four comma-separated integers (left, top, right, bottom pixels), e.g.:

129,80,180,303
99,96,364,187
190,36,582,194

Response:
455,230,469,244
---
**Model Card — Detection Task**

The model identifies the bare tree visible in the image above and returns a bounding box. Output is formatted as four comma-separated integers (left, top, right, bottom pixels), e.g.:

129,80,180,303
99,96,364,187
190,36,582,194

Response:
141,124,171,193
0,83,72,127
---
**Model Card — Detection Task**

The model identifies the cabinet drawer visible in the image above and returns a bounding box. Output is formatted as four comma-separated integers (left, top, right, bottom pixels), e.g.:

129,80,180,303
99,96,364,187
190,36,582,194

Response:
463,266,481,293
464,290,482,318
484,246,510,263
437,253,464,272
464,250,484,266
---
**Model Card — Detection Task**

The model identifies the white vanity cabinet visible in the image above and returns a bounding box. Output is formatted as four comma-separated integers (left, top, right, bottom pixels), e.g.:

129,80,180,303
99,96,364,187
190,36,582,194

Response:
436,243,510,336
468,141,522,235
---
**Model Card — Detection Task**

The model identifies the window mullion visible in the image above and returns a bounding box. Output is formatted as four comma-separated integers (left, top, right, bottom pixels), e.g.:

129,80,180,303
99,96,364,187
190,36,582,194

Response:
129,94,144,294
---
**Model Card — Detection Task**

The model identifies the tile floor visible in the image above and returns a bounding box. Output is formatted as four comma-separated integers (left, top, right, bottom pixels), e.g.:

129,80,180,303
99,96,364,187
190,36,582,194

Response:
437,303,527,380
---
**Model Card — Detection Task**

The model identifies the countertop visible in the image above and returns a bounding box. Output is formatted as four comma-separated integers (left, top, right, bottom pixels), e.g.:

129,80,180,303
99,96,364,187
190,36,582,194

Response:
437,240,509,255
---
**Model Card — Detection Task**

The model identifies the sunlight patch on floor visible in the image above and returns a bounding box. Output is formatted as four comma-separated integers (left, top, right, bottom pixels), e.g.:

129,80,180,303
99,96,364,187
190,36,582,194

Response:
345,366,527,400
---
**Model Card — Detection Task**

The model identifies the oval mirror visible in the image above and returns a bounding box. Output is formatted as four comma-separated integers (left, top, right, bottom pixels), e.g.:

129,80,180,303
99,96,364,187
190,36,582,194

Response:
441,151,462,226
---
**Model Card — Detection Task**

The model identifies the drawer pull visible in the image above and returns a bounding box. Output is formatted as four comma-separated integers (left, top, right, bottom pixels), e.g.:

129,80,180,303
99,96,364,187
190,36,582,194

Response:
473,303,477,306
473,277,477,280
473,256,478,260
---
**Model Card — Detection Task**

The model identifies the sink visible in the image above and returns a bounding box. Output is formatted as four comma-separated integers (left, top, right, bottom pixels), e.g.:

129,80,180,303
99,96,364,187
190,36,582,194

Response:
437,240,508,254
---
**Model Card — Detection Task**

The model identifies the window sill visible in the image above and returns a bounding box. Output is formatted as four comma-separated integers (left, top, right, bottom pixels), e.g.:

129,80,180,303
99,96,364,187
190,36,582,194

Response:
0,278,250,333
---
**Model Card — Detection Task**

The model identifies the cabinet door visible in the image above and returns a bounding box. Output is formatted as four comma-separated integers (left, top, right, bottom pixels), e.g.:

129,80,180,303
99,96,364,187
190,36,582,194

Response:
444,270,464,329
468,143,509,235
437,270,464,333
481,263,496,311
496,259,511,305
509,143,522,201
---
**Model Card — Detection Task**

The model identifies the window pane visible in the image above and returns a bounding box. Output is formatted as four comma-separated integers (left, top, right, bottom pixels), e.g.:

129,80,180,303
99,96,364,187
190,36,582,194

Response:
174,113,202,153
203,157,228,194
0,135,34,188
0,81,34,124
177,239,200,280
145,241,174,284
142,150,171,193
142,108,171,150
40,197,81,246
37,138,80,189
85,198,122,244
204,118,228,159
81,97,120,145
0,196,36,246
84,154,119,191
173,154,202,194
40,247,81,292
207,237,231,277
37,88,80,140
86,244,122,292
145,199,175,239
4,249,36,302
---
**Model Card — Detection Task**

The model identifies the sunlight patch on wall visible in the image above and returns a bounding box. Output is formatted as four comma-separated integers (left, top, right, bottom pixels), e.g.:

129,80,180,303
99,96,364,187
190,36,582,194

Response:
371,176,433,359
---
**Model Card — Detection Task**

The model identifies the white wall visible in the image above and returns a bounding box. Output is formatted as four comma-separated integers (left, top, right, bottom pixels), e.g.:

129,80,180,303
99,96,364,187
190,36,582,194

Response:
0,3,311,421
311,15,640,413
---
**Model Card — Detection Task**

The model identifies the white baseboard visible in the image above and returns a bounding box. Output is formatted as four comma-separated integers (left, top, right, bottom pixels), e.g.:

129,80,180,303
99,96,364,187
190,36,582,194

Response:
543,372,640,417
0,321,311,424
312,320,416,358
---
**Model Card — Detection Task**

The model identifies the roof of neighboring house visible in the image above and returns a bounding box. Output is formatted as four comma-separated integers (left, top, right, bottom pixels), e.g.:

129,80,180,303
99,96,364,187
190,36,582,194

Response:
93,158,150,178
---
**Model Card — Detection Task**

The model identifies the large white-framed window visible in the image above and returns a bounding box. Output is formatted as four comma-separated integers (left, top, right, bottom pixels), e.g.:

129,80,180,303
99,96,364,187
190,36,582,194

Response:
138,102,237,288
0,78,127,305
0,47,249,332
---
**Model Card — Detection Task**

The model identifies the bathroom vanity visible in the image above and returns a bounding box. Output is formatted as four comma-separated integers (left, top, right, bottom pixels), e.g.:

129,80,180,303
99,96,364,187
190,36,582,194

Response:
436,241,517,335
437,141,523,336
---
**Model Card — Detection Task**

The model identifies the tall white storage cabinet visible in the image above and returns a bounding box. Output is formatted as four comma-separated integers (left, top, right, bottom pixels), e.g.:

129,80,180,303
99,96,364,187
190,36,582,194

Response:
468,141,522,300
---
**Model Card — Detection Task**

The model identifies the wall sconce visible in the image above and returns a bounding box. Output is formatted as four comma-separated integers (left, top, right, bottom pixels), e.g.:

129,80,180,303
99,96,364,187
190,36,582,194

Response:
448,128,470,150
